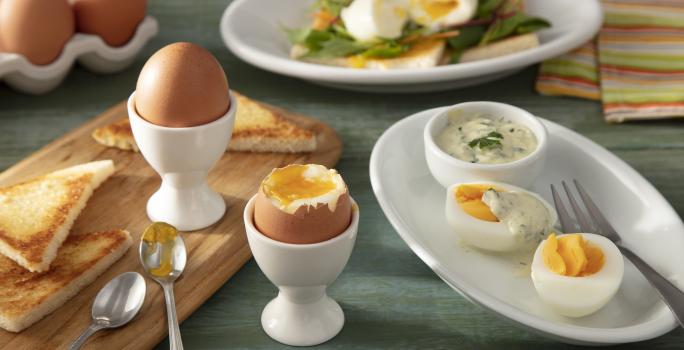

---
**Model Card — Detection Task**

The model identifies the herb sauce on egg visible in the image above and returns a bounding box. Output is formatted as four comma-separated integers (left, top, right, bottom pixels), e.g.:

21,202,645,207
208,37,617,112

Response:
436,111,538,164
482,189,553,246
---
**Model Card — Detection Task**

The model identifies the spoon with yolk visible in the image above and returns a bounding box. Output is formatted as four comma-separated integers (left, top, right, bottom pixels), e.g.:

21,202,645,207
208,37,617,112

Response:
139,222,187,350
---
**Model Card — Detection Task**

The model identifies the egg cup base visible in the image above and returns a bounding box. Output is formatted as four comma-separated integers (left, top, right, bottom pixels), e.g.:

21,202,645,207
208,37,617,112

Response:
147,182,225,231
261,291,344,346
243,195,359,346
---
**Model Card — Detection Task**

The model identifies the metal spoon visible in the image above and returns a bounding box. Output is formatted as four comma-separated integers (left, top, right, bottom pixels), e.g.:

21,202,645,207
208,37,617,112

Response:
139,225,187,350
69,272,146,350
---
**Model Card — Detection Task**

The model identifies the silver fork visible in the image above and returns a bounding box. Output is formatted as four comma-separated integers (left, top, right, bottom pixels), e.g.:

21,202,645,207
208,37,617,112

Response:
551,179,684,327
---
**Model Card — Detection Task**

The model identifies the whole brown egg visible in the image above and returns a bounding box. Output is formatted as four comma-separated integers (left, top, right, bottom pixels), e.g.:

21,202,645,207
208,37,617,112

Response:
135,42,231,127
0,0,75,65
70,0,146,47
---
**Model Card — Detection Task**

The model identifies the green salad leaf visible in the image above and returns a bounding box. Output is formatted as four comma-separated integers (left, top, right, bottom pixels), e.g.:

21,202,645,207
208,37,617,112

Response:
360,41,409,58
447,25,487,62
479,12,550,45
476,0,504,19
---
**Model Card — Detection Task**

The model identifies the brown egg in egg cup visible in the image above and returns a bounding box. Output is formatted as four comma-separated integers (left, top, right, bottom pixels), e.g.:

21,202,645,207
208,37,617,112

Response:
243,164,359,346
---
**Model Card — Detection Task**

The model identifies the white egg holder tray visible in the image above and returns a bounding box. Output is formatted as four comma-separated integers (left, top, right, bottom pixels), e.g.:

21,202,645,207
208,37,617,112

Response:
0,16,158,94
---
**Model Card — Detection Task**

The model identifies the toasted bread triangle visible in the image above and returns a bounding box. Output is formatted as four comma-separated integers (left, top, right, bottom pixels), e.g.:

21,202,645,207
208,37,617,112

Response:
229,91,316,153
0,160,115,272
91,92,316,153
0,229,131,332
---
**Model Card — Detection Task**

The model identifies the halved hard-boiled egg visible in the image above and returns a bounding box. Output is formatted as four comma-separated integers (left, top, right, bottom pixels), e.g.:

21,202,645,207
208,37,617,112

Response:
254,164,352,244
531,233,624,317
341,0,409,42
409,0,477,29
445,182,557,252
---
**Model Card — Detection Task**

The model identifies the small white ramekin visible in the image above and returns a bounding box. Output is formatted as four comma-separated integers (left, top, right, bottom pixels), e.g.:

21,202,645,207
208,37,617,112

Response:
424,101,548,189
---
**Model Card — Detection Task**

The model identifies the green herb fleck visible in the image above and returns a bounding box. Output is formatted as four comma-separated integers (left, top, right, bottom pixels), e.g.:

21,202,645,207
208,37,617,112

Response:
468,131,504,150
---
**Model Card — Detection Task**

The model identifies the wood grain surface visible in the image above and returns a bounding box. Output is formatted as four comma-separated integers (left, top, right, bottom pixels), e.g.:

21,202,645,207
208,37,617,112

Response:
0,101,341,349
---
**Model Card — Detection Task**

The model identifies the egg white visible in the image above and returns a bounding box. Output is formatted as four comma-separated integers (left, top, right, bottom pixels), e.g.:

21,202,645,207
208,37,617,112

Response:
444,181,557,252
341,0,410,42
531,233,624,318
267,164,347,215
409,0,477,29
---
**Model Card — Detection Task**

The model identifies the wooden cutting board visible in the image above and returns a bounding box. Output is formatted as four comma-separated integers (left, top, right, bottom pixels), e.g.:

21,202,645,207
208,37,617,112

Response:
0,100,342,349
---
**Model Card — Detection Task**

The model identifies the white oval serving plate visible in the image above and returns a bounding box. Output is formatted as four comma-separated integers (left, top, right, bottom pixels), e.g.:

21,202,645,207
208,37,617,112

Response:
0,16,158,95
220,0,602,93
369,107,684,344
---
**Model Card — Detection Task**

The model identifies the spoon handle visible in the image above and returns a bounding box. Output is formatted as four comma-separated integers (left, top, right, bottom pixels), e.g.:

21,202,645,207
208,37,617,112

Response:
163,282,184,350
69,322,105,350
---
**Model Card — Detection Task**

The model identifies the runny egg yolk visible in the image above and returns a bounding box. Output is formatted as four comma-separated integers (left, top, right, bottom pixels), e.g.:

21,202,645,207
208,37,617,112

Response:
416,0,459,19
142,222,178,277
455,184,501,222
542,233,605,277
262,164,337,207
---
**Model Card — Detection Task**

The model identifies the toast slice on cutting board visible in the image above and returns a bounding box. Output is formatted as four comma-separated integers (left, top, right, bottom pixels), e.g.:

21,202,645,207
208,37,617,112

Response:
0,229,131,332
92,91,317,153
0,160,115,272
229,92,317,153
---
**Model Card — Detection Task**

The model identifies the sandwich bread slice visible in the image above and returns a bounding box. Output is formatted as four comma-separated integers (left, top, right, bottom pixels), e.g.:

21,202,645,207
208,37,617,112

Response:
0,229,131,332
0,160,115,272
459,33,540,63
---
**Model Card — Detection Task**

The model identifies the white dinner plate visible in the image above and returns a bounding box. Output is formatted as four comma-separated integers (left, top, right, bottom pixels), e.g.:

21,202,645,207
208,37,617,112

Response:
369,107,684,344
220,0,602,93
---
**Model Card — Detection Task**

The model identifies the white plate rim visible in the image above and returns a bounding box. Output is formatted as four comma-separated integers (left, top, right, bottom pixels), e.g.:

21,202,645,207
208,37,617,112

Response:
369,107,679,344
220,0,603,85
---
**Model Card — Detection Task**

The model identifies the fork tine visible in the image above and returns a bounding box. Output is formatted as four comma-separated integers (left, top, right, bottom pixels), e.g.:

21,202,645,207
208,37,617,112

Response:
561,181,593,233
573,179,621,242
551,184,576,233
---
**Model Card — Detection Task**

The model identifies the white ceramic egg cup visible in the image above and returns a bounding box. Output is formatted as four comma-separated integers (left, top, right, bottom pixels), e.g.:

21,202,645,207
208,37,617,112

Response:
128,91,236,231
243,195,359,346
0,16,158,95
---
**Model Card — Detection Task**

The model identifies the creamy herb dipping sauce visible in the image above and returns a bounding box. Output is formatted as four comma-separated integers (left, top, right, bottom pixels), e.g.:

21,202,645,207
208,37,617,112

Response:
436,111,538,164
482,189,553,245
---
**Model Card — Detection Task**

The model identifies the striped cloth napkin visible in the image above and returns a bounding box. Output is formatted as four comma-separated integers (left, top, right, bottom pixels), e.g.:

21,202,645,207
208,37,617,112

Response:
536,0,684,123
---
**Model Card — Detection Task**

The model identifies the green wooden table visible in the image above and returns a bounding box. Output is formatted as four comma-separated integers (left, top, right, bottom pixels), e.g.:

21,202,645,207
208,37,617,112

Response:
1,1,683,348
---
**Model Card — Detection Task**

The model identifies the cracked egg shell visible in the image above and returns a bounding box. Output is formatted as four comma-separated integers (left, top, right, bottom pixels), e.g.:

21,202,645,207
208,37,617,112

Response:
253,164,352,244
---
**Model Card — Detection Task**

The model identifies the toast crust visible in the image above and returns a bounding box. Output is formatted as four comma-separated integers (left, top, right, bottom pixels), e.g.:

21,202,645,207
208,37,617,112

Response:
0,229,131,332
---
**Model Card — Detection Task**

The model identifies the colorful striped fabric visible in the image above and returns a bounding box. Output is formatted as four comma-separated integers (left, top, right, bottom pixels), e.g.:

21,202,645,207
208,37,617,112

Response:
536,0,684,122
536,41,601,101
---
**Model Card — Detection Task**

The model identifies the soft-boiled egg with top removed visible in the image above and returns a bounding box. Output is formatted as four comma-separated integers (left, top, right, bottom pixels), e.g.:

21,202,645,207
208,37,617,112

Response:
445,182,557,252
409,0,477,29
254,164,353,244
341,0,409,42
531,233,624,317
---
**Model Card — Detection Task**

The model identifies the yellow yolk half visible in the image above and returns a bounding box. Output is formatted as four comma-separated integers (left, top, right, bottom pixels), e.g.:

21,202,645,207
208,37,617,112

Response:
455,184,502,222
142,222,178,277
542,233,605,277
262,164,338,207
416,0,458,19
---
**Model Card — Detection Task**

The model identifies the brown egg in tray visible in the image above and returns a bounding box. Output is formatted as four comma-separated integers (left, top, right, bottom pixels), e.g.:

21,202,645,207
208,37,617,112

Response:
0,0,157,94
